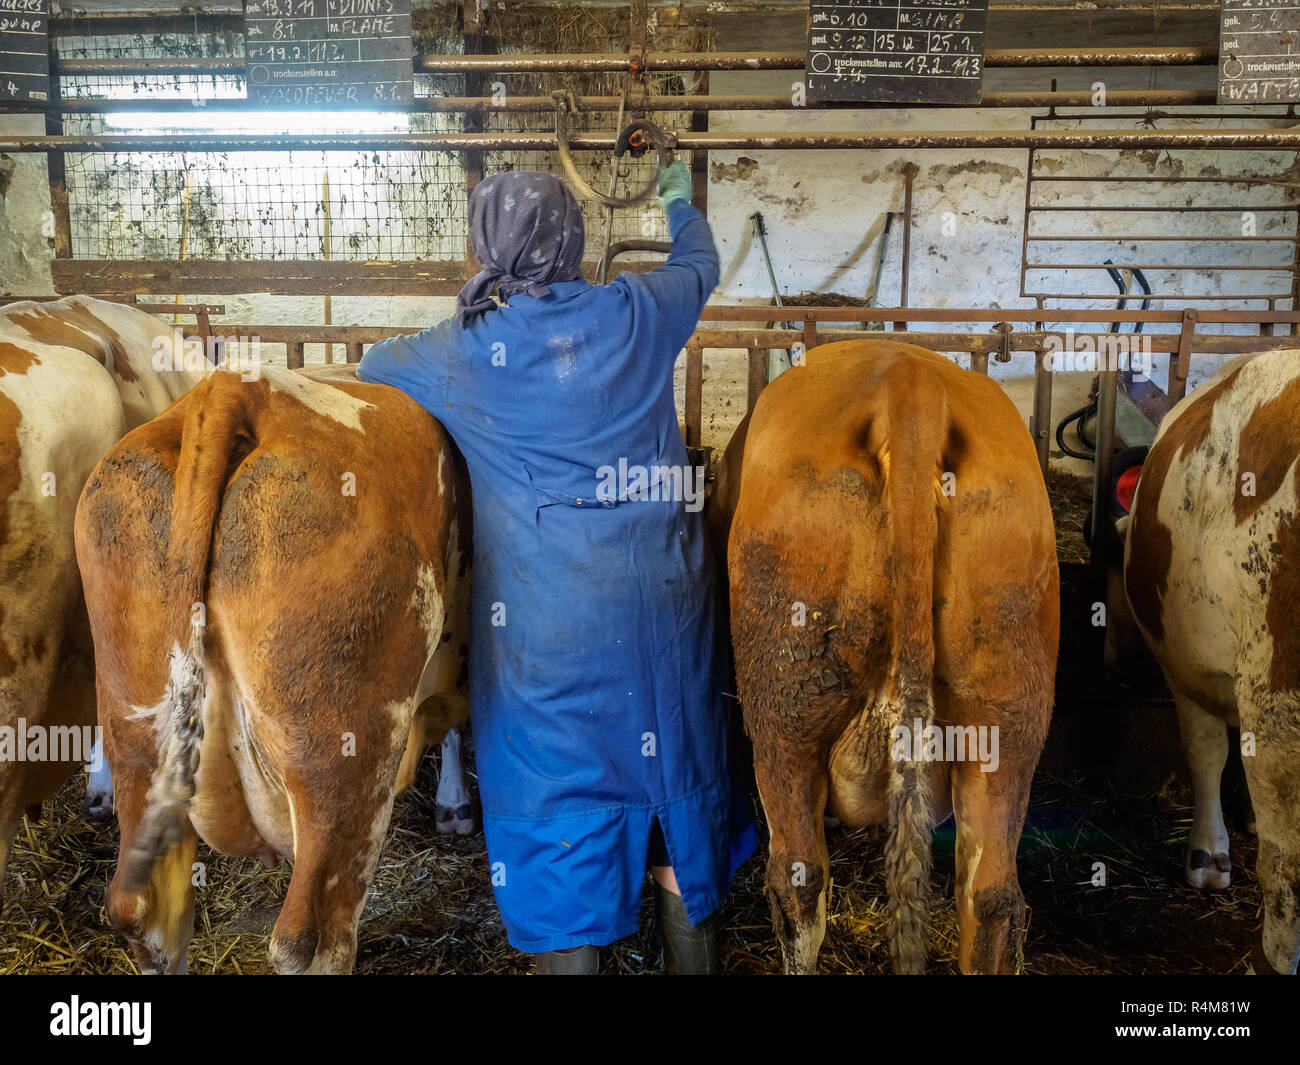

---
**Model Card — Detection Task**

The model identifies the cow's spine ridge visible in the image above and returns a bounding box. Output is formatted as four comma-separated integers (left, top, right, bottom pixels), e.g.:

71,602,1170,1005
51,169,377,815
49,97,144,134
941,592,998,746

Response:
881,375,944,976
124,370,251,890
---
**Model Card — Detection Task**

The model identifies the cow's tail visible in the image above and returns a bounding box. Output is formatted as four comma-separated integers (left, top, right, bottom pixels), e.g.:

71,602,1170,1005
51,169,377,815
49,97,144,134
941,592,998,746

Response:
124,370,254,891
881,375,946,975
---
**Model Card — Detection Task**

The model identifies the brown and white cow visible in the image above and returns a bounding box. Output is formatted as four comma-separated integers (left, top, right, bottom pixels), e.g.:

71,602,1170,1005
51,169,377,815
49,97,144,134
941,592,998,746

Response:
722,340,1058,974
1124,349,1300,975
1,297,204,889
74,363,471,974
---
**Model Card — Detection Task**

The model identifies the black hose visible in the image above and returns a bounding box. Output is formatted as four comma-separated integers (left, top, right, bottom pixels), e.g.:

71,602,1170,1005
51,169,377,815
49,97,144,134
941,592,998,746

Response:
1053,260,1151,461
1056,402,1097,460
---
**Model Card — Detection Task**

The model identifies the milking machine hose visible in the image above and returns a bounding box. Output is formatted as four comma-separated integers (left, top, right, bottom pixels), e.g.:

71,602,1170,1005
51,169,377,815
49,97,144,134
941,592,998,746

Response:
1055,262,1152,461
553,92,670,209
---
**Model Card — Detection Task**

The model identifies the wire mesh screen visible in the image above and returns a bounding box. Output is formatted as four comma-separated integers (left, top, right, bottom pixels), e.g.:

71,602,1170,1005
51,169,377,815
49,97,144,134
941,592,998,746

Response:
55,21,470,263
48,5,713,270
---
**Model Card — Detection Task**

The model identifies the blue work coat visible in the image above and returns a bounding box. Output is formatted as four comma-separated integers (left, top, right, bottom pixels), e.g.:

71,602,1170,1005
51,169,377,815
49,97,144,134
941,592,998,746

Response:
358,201,757,952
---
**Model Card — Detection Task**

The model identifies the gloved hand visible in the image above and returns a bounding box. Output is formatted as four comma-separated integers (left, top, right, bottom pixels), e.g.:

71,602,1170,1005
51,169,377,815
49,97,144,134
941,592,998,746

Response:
657,160,692,212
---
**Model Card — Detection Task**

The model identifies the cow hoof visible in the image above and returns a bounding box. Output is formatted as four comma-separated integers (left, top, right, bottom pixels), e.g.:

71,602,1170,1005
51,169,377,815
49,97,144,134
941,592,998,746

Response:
1186,849,1231,890
435,804,476,836
83,790,114,819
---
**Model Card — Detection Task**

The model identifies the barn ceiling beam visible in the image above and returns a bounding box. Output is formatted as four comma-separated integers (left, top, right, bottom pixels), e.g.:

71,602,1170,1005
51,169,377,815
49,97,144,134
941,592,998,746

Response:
7,127,1300,152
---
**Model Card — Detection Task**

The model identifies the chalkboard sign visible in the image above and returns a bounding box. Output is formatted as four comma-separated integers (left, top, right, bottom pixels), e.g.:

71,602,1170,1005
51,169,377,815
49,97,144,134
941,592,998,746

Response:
244,0,413,108
0,0,49,104
1218,0,1300,103
807,0,988,105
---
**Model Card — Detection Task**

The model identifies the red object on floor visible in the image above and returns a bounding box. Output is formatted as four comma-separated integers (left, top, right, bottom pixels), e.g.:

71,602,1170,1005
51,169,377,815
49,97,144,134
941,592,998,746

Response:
1116,464,1142,514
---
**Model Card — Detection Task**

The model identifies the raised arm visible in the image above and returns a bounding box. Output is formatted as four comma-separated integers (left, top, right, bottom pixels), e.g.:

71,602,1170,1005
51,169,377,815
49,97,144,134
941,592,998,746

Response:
618,162,721,357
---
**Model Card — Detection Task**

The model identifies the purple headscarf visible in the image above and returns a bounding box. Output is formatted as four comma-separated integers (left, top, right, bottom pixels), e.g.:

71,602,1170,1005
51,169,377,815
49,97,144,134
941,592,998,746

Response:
455,171,586,324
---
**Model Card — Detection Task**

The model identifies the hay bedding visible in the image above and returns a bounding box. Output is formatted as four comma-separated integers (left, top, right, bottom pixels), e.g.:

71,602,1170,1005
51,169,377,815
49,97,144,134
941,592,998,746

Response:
0,738,1261,975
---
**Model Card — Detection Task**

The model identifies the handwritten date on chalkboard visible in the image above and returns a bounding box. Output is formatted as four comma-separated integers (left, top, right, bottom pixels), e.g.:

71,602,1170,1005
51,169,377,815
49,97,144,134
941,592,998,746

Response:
1,0,49,104
1218,0,1300,103
244,0,414,107
807,0,988,105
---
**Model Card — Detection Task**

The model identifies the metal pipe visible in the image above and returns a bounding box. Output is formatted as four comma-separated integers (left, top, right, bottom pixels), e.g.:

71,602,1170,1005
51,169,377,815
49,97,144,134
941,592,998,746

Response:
43,2,1228,35
14,128,1300,153
2,90,1229,115
596,239,671,286
1090,366,1119,556
204,323,1300,356
900,163,916,325
49,46,1220,79
1031,352,1053,477
697,306,1300,324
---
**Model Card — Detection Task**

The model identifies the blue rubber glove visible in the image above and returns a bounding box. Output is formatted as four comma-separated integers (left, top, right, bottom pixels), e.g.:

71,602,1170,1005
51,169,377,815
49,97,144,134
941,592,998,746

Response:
656,160,692,212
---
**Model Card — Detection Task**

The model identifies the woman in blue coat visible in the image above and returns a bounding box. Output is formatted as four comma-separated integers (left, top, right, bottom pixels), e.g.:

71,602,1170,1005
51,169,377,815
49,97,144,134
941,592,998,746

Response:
357,163,756,974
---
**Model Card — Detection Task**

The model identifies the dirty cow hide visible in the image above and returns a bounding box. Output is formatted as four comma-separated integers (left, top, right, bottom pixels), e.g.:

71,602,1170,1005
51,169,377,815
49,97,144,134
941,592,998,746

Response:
1,296,204,891
74,364,470,974
723,340,1058,975
1124,349,1300,975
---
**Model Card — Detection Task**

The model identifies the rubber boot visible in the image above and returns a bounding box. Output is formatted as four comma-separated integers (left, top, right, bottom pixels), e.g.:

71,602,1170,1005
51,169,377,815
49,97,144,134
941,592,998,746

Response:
535,945,599,975
654,881,721,975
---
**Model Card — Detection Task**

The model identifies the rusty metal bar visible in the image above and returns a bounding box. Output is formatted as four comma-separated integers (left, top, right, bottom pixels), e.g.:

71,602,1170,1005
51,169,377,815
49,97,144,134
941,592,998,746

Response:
1168,309,1198,405
408,46,1224,73
463,0,491,280
45,46,1219,80
696,306,1300,324
803,316,819,352
1031,351,1053,478
1031,173,1299,183
16,128,1300,153
0,297,225,315
346,341,363,365
3,89,1233,115
689,329,1300,355
44,33,71,262
1030,204,1298,212
212,323,1300,357
685,343,704,448
42,2,1227,33
1030,261,1293,271
1030,235,1296,242
1090,366,1120,559
899,163,916,330
746,349,767,413
1027,292,1290,302
285,340,304,370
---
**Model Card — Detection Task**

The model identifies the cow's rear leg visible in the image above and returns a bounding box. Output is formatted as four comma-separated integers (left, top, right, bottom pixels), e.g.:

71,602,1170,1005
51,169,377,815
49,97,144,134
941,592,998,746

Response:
435,729,474,835
106,756,197,975
1237,697,1300,975
0,810,19,895
270,735,408,974
753,739,830,975
952,758,1033,975
1174,690,1232,891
